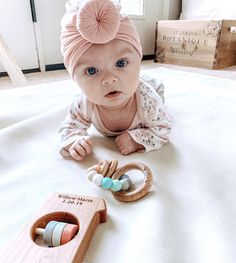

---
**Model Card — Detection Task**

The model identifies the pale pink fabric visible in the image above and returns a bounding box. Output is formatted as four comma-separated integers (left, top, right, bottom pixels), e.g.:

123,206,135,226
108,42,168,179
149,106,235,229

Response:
61,0,142,78
78,0,120,43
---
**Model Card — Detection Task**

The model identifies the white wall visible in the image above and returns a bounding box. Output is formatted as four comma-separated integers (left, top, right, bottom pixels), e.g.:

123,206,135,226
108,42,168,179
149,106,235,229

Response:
162,0,182,20
0,0,39,72
34,0,65,66
133,0,162,55
135,0,181,55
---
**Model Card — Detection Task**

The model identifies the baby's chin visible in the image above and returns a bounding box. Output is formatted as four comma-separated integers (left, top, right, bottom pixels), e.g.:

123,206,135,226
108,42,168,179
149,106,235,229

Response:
105,96,135,109
92,95,131,108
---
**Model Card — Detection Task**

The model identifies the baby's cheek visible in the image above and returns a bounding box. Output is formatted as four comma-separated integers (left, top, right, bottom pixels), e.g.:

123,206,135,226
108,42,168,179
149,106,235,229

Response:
126,68,140,87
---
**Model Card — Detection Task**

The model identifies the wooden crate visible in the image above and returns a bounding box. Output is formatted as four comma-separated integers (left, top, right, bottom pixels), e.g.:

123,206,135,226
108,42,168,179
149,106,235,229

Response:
154,20,236,69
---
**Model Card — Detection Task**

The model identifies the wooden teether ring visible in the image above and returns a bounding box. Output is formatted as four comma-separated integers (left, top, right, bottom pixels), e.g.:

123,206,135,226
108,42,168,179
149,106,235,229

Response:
111,162,153,202
98,160,110,176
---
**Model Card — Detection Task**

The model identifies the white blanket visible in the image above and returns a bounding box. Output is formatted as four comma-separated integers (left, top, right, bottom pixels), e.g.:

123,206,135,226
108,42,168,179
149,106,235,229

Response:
0,68,235,263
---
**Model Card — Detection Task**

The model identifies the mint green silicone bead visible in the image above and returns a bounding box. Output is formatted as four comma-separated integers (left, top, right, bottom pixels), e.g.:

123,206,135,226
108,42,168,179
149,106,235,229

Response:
111,179,122,192
101,177,113,190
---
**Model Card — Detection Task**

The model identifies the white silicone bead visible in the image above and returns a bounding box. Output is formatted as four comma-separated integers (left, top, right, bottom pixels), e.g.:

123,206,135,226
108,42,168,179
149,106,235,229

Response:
92,173,104,186
87,170,98,181
120,179,130,191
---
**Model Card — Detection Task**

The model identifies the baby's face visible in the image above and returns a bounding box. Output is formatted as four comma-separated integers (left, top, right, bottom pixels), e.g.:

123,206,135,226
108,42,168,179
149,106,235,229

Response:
74,39,141,108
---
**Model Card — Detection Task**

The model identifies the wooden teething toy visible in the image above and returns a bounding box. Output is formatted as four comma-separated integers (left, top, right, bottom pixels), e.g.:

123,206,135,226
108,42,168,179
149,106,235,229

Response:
87,160,153,202
1,193,107,263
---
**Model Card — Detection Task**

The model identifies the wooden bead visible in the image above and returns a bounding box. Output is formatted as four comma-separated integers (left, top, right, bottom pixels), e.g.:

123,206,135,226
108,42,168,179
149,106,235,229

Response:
111,162,153,202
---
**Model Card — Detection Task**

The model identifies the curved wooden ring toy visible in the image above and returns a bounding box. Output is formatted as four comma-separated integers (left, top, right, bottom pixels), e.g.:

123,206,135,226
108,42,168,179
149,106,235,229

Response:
106,160,118,178
98,160,110,176
87,164,100,174
111,162,153,202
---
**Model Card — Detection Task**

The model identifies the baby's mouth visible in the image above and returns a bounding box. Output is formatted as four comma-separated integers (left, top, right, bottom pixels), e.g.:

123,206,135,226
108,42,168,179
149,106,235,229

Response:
105,91,121,98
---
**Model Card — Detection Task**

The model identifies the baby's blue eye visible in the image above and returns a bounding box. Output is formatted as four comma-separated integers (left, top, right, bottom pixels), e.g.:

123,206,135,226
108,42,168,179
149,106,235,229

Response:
86,67,98,75
115,59,127,68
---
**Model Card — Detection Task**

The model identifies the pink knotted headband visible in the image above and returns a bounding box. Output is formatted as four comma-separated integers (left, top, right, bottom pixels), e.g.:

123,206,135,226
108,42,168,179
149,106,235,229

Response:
61,0,143,78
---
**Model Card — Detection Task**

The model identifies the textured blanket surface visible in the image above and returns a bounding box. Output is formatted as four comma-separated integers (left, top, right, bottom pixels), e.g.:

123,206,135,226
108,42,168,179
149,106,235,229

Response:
0,68,235,263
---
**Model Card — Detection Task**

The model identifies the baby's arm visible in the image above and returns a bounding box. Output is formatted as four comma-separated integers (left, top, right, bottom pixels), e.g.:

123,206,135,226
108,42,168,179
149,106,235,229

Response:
115,90,171,155
58,94,92,161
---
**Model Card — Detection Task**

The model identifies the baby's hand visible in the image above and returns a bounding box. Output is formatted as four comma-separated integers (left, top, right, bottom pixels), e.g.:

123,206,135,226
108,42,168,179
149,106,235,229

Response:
69,136,93,161
115,132,144,155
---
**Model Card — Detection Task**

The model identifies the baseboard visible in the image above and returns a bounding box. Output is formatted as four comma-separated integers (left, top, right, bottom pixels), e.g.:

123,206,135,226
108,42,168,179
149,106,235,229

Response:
0,68,40,77
142,54,154,60
45,63,65,71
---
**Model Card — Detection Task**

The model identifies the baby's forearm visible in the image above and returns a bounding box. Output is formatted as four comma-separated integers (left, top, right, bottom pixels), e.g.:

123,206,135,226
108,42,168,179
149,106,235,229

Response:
127,126,171,152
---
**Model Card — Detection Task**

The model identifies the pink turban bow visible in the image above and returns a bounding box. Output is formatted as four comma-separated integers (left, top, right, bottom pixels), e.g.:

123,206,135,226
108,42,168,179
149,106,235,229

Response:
61,0,143,78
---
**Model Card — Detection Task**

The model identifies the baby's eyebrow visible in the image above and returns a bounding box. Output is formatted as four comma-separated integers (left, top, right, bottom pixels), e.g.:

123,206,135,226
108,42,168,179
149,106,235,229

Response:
116,47,134,57
76,60,96,69
76,47,134,69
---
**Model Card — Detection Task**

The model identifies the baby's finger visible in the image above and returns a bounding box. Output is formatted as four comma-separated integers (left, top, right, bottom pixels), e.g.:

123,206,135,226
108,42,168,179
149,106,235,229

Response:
121,149,128,155
80,138,92,155
116,143,126,155
69,148,84,161
84,136,93,146
115,140,122,150
74,144,86,157
115,138,123,148
115,136,121,144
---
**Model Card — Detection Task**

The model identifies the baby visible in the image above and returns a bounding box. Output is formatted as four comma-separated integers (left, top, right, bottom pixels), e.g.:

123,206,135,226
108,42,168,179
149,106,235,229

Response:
58,0,171,161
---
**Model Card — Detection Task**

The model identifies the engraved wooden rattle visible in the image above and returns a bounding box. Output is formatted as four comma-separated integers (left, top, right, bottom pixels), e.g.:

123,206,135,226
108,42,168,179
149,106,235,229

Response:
1,193,107,263
87,160,153,202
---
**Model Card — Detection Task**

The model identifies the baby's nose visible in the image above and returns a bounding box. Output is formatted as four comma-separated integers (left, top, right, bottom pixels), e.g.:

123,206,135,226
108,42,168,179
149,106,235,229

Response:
102,73,118,85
